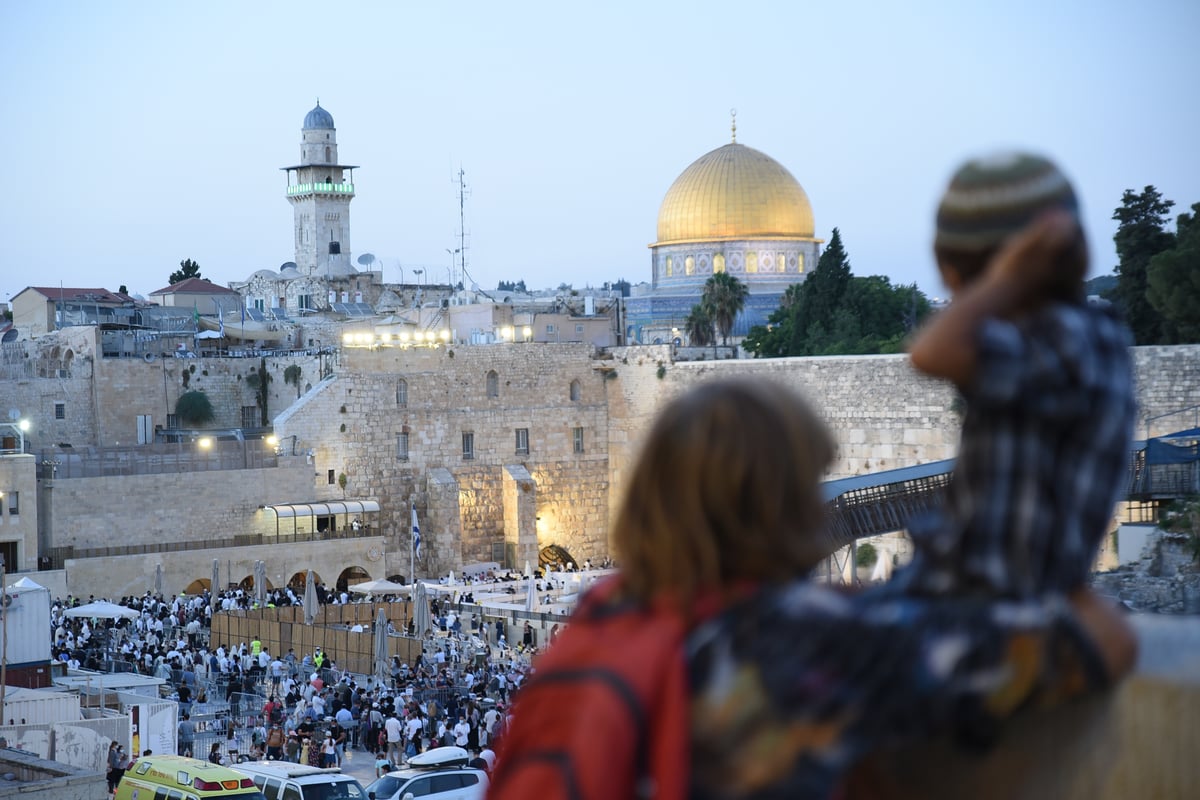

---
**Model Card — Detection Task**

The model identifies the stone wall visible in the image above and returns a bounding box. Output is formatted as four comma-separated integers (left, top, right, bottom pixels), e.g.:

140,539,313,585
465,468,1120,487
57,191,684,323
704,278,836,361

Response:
45,460,314,550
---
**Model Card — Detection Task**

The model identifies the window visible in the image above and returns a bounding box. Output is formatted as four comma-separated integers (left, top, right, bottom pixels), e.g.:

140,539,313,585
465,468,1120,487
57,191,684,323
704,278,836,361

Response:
327,469,336,485
462,432,475,460
166,414,179,429
746,252,758,273
400,778,431,797
685,255,695,275
545,324,556,335
241,405,258,429
515,428,529,455
397,432,409,461
797,253,805,273
713,253,726,274
575,324,584,333
665,256,673,276
136,414,153,445
569,379,581,402
486,370,499,398
396,378,408,407
573,427,584,454
55,402,65,420
6,491,17,516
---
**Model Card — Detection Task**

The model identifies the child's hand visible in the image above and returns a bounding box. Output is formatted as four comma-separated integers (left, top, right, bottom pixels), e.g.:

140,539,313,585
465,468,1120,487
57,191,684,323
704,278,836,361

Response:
988,210,1084,302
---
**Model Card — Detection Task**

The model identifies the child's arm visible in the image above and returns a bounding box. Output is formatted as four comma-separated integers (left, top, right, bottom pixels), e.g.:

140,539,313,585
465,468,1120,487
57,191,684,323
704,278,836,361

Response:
910,211,1081,387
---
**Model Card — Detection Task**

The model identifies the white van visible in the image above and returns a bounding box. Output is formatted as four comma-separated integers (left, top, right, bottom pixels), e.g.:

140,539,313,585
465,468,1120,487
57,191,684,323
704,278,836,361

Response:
230,762,367,800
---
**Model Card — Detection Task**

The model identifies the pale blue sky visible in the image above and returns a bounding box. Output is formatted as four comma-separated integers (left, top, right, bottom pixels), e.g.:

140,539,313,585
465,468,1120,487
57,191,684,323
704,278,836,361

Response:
3,0,1197,304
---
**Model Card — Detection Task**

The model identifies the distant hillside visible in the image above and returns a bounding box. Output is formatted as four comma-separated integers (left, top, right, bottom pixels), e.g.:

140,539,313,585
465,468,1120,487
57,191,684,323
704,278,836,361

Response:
1085,274,1117,297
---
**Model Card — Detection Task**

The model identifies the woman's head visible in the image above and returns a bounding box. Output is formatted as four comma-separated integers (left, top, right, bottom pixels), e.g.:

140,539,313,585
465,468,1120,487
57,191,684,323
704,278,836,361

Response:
613,378,835,606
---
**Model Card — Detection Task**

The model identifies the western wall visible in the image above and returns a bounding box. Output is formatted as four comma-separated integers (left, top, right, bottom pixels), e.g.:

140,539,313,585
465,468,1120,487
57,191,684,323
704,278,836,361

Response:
4,330,1199,598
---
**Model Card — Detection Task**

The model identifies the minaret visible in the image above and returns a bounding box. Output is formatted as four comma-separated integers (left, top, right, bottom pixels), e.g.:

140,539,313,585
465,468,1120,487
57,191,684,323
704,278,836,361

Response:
281,102,358,276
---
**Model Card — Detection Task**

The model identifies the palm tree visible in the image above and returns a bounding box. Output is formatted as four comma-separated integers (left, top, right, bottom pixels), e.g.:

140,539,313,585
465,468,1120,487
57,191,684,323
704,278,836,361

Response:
702,272,749,347
684,304,715,348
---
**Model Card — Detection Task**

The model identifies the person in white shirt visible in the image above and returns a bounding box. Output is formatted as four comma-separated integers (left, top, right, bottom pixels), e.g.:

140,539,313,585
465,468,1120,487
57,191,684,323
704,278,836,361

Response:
453,716,470,747
385,714,405,765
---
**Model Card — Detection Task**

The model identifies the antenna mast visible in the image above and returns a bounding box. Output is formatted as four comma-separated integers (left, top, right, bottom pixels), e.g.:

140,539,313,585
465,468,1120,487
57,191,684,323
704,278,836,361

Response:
454,167,469,287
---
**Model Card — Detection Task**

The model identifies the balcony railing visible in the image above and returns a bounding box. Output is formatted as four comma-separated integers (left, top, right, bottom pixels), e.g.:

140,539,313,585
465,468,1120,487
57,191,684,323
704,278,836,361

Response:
286,182,355,196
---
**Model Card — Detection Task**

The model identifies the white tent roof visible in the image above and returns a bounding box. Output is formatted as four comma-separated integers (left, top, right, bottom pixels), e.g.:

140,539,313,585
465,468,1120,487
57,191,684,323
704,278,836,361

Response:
266,500,380,518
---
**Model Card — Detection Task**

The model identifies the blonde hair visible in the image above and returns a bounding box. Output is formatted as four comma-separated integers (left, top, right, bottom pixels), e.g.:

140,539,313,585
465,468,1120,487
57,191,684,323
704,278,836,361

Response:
612,378,835,608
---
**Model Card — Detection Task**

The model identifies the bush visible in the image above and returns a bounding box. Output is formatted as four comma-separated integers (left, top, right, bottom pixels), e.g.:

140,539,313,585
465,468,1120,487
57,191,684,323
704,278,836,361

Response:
855,542,878,568
175,391,215,427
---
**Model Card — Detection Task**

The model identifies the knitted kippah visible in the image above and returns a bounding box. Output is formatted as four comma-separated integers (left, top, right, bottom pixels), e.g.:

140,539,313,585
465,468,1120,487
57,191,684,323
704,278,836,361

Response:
935,152,1077,252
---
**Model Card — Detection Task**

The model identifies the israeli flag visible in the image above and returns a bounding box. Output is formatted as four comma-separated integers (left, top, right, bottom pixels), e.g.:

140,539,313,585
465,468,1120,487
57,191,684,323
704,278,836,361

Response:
411,501,421,560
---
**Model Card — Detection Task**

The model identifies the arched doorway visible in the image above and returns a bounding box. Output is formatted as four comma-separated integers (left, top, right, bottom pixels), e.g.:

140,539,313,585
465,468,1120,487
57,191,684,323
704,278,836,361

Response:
540,544,578,570
287,571,322,591
336,566,370,594
183,578,211,595
386,574,407,585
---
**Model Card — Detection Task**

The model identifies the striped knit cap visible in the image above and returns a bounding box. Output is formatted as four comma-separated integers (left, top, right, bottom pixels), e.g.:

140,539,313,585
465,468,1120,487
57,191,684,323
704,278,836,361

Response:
935,152,1078,252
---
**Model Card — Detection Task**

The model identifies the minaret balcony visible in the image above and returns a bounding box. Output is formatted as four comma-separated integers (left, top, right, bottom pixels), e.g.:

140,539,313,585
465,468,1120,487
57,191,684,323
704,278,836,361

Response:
287,182,355,196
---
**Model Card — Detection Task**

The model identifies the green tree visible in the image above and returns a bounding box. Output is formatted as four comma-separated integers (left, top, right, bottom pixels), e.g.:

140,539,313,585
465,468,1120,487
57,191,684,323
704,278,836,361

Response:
684,303,714,348
283,364,304,398
170,258,202,286
1147,202,1200,343
744,283,803,357
794,228,852,348
175,391,215,427
701,272,749,346
245,358,272,427
1109,187,1175,344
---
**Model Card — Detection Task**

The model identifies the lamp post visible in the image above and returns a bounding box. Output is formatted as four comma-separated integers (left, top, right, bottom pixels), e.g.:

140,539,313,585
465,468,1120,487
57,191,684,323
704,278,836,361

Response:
413,269,424,286
446,249,460,286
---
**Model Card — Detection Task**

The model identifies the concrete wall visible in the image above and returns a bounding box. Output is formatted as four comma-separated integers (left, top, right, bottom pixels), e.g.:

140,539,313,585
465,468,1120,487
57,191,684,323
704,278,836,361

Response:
0,749,105,800
0,455,38,572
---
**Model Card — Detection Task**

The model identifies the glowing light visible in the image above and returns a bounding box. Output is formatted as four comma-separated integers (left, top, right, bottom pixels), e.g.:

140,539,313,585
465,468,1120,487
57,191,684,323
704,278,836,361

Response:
522,326,532,341
197,437,213,450
425,330,436,343
439,329,450,342
399,331,410,343
342,333,354,345
265,435,279,447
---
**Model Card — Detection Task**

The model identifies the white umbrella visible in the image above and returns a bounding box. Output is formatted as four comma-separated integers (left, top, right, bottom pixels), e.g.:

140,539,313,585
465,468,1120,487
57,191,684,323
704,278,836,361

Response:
447,570,455,586
524,561,532,579
348,579,410,595
524,580,539,613
304,570,318,625
154,563,163,596
254,560,268,606
871,552,893,583
63,600,139,620
414,581,431,639
211,559,220,611
373,608,390,682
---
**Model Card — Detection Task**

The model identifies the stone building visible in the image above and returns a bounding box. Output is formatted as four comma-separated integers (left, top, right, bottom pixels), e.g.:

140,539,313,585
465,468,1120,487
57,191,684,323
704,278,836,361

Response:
625,118,823,344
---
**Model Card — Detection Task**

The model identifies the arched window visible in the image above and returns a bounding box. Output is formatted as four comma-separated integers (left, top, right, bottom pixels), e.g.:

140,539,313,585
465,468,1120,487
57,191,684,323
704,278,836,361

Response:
685,256,695,275
713,254,726,274
486,370,499,398
746,252,758,273
569,379,581,402
797,253,805,273
665,256,673,277
396,378,408,407
324,145,331,162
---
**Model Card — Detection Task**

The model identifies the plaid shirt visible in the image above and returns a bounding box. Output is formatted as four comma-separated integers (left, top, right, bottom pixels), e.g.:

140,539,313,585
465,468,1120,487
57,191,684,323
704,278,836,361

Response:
687,584,1107,800
904,301,1135,597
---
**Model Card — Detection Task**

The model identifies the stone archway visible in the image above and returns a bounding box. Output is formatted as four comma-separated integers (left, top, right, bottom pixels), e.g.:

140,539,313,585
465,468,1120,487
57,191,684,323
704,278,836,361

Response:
287,571,322,591
386,574,407,585
336,566,370,594
184,578,211,595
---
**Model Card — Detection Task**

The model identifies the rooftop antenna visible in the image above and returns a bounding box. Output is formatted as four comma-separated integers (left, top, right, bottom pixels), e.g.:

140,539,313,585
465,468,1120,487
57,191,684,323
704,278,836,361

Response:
453,166,470,287
730,108,737,144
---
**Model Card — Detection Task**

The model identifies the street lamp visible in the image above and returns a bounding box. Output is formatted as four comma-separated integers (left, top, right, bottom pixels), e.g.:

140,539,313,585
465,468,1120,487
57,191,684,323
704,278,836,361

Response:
445,248,460,286
413,269,424,286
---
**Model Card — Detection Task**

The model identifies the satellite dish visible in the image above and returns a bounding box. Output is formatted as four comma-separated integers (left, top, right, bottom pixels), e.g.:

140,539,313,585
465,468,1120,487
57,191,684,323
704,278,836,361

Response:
280,261,298,271
1,329,16,343
357,253,376,267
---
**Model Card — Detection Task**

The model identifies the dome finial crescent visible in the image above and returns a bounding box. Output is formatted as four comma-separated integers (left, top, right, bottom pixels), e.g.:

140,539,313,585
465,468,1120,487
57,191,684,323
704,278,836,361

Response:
730,108,737,143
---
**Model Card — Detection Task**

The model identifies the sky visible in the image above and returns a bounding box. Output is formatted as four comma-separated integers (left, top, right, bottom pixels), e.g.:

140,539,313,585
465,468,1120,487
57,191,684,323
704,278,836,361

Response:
3,0,1198,305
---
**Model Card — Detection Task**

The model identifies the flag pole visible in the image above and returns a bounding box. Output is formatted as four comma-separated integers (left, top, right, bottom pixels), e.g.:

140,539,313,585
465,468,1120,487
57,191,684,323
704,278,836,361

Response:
410,498,415,586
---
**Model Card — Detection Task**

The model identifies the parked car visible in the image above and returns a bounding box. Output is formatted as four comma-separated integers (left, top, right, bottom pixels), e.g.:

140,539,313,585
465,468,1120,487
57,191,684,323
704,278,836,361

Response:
364,746,488,800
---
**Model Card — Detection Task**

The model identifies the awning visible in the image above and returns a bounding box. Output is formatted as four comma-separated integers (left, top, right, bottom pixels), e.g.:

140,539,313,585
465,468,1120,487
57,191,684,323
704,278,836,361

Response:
266,500,381,518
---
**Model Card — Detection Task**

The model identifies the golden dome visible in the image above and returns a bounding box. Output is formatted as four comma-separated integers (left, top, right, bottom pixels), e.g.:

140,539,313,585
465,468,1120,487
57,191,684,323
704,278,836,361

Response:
654,143,815,246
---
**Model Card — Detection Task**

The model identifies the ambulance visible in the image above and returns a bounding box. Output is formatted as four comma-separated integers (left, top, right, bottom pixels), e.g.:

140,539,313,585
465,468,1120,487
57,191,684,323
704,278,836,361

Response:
115,754,267,800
